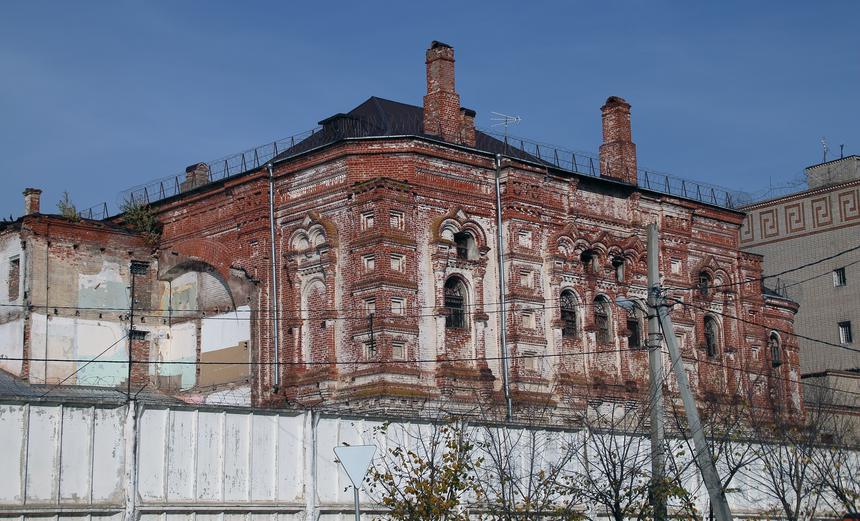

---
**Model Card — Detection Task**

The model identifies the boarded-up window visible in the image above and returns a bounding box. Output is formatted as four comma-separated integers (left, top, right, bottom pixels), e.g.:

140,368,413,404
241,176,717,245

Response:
8,257,20,301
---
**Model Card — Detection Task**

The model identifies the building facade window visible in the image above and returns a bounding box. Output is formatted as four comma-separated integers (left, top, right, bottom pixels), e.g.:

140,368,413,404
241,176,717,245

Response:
519,269,534,288
522,350,537,372
522,310,536,329
390,253,405,273
769,332,782,368
389,210,404,230
704,315,719,357
580,250,596,273
8,257,20,301
627,317,641,348
612,256,625,282
363,298,376,317
517,230,532,247
453,232,476,260
391,297,406,316
833,267,847,287
698,271,712,297
561,290,577,339
594,296,611,344
362,254,376,272
391,341,406,360
360,211,375,230
444,277,466,329
839,321,853,344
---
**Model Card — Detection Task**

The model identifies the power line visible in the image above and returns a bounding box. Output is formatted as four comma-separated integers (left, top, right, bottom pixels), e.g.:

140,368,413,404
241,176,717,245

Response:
666,296,860,356
673,242,860,294
38,333,128,398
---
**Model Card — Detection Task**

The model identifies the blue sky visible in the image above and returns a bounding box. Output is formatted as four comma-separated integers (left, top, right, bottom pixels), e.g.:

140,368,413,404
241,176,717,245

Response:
1,1,857,218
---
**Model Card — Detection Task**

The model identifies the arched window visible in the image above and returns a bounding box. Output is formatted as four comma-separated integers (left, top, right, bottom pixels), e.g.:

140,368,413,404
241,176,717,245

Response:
444,277,467,329
580,250,596,273
704,315,719,357
594,296,611,344
627,309,642,348
612,256,625,282
453,232,477,260
698,271,712,297
769,332,782,368
560,290,577,338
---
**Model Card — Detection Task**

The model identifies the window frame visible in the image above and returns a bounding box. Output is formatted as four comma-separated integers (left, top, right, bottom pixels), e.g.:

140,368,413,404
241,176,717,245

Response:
704,315,719,357
8,256,20,301
594,296,612,344
769,332,782,368
839,321,853,344
444,277,467,329
560,290,578,339
833,267,847,287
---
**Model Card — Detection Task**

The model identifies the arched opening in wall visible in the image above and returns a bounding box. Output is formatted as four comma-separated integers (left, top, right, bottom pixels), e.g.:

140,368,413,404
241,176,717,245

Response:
444,277,467,329
626,308,642,349
769,332,782,368
160,261,250,390
698,271,713,297
580,250,596,273
453,231,477,260
302,279,329,364
612,256,625,282
594,296,612,344
704,315,720,357
560,290,578,339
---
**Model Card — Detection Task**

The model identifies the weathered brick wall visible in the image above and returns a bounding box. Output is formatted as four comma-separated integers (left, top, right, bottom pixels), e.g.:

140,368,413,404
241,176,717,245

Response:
135,131,801,420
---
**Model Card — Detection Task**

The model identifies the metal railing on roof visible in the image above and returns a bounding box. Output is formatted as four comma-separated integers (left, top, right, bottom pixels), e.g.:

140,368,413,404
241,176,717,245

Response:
481,130,740,209
116,127,323,208
91,121,741,217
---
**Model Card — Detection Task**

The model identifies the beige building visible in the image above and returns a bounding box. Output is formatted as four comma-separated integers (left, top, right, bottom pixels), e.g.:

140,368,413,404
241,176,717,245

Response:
740,155,860,378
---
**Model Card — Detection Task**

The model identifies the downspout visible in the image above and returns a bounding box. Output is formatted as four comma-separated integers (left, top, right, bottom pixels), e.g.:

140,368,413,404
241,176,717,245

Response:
267,163,281,390
494,154,513,421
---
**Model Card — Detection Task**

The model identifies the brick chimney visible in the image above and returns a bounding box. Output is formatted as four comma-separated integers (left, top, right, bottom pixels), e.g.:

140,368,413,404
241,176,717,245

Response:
23,188,42,215
423,41,469,145
181,163,210,192
599,96,638,185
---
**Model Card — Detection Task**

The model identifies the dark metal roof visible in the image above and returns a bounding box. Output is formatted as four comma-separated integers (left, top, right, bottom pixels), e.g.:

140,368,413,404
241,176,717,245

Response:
273,96,538,162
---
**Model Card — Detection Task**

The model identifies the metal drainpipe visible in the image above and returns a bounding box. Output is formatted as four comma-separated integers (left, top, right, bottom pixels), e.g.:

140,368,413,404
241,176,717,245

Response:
494,154,513,421
267,163,281,390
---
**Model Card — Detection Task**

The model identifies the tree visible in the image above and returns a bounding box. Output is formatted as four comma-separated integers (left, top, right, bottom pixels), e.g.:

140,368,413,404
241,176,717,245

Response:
120,197,161,245
742,399,830,521
571,400,659,521
365,418,482,521
56,191,79,220
473,403,585,520
665,383,762,517
809,387,860,515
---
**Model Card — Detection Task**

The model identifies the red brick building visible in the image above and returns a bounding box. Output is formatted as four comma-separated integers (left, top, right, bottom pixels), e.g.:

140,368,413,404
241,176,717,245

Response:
2,41,800,418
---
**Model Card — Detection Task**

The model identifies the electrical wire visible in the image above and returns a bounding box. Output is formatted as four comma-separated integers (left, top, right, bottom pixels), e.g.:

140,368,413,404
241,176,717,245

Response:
666,296,860,355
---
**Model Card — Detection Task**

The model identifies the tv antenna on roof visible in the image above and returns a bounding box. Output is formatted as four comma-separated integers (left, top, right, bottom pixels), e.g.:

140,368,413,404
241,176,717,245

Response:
490,111,522,153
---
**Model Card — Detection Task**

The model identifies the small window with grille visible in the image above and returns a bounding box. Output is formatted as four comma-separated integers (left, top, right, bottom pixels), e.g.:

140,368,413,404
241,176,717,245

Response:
561,290,577,339
444,278,466,329
704,315,719,357
594,296,611,344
